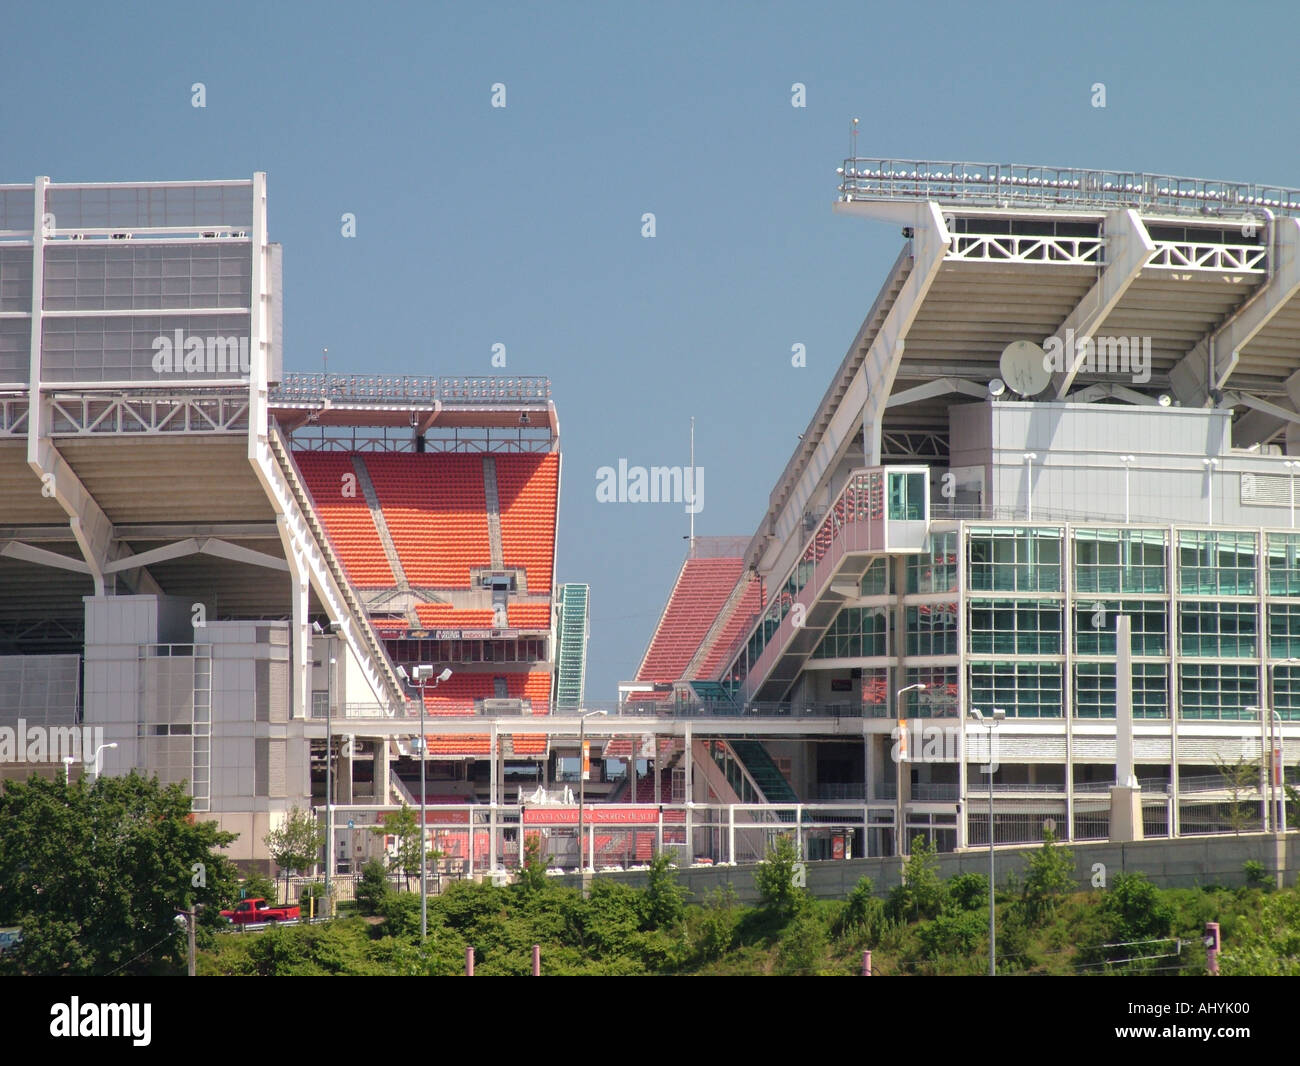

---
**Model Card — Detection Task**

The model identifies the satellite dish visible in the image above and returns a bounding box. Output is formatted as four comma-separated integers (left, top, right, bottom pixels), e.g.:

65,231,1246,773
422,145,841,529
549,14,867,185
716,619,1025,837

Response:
999,340,1051,397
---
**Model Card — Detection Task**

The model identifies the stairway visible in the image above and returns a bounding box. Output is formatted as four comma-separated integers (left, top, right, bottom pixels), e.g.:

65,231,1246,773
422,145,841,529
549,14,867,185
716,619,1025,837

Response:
268,428,404,709
481,457,506,569
352,455,410,590
729,741,799,803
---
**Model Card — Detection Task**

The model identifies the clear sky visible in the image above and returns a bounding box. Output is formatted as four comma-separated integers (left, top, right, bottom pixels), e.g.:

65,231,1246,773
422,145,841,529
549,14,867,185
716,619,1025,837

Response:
6,0,1298,698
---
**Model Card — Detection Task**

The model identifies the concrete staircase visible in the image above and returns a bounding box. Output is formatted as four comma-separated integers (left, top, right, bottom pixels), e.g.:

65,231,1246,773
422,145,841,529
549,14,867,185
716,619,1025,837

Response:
482,457,505,569
352,455,410,591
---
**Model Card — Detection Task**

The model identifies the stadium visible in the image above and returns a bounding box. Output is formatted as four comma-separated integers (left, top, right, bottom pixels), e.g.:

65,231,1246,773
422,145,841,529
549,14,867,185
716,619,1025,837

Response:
2,161,1298,886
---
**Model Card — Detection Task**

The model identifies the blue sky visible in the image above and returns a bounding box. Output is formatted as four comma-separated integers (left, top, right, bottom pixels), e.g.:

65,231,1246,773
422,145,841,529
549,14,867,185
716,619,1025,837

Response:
6,0,1298,697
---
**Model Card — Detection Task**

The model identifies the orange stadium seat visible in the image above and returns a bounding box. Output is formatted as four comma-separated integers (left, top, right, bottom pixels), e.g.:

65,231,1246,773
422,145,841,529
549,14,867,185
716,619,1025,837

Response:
638,557,746,683
365,454,493,588
293,452,396,587
495,454,559,593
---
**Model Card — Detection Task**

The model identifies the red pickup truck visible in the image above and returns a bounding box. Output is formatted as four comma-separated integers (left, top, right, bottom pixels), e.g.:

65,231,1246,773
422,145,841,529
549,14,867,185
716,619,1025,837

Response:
220,898,301,924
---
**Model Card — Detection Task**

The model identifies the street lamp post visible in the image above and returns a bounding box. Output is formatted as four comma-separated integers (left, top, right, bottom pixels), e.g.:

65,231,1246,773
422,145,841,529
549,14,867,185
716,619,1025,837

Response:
1119,455,1135,523
894,682,927,857
403,664,451,942
1023,453,1038,522
90,742,117,779
1266,659,1298,833
325,654,335,917
969,707,1005,977
578,710,607,871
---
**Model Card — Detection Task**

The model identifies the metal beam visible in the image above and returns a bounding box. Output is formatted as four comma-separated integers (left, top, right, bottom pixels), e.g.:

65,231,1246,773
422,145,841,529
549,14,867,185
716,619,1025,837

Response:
197,538,290,571
1223,391,1300,427
0,540,92,574
1051,209,1155,398
1171,216,1300,407
887,377,989,408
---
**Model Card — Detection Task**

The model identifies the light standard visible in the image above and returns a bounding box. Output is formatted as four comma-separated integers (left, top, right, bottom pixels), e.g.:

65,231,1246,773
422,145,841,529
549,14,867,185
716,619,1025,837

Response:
969,707,1005,977
577,710,607,871
1202,458,1219,525
894,682,927,857
325,654,335,917
61,755,75,782
1023,453,1038,522
1266,659,1299,832
1119,455,1135,523
89,742,117,778
1285,460,1299,529
401,664,451,942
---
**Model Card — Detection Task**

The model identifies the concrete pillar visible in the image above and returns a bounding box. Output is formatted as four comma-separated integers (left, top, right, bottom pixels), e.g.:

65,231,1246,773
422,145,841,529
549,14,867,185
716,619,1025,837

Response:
1110,615,1143,842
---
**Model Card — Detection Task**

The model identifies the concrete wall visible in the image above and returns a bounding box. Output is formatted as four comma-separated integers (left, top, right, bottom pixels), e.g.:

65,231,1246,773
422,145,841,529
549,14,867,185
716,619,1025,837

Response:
949,399,1300,528
560,833,1300,904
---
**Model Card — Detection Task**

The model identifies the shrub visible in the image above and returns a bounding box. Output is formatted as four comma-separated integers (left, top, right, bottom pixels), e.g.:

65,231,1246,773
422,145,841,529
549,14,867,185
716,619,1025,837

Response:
754,836,807,919
886,836,945,922
641,854,685,928
355,858,391,916
945,873,988,913
775,910,829,975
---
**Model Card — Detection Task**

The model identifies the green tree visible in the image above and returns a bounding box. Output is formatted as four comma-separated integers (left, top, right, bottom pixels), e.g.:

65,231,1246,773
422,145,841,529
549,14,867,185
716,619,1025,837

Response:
1214,753,1261,836
263,805,324,903
0,771,239,975
355,858,391,916
834,876,888,943
754,835,806,919
1079,872,1176,971
517,833,551,894
887,835,945,922
944,872,988,912
641,854,685,928
1017,829,1075,925
370,802,424,890
237,870,278,904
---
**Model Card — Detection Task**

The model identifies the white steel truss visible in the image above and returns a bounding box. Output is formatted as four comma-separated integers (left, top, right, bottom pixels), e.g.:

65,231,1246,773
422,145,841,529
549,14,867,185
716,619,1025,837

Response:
1146,241,1267,272
946,233,1103,265
46,392,250,435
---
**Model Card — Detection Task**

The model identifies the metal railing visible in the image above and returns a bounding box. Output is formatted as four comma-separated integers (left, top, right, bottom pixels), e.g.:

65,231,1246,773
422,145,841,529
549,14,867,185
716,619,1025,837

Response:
271,373,550,405
838,157,1300,218
1074,777,1170,794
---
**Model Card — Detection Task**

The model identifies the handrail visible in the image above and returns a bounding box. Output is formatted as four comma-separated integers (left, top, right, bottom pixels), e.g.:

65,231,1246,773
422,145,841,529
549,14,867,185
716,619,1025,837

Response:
839,157,1300,218
271,373,550,405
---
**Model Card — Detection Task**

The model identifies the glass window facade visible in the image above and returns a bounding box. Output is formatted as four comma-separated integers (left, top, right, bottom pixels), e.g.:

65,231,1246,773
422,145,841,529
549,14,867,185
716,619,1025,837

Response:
1269,603,1300,659
1178,530,1256,595
905,603,958,656
1179,602,1258,657
1267,533,1300,596
968,600,1063,654
812,606,888,659
904,666,958,717
888,471,926,520
860,558,891,596
1073,529,1166,593
968,527,1062,592
1178,663,1259,720
1074,601,1167,655
906,531,958,593
1073,662,1168,719
1271,665,1300,722
968,662,1063,718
